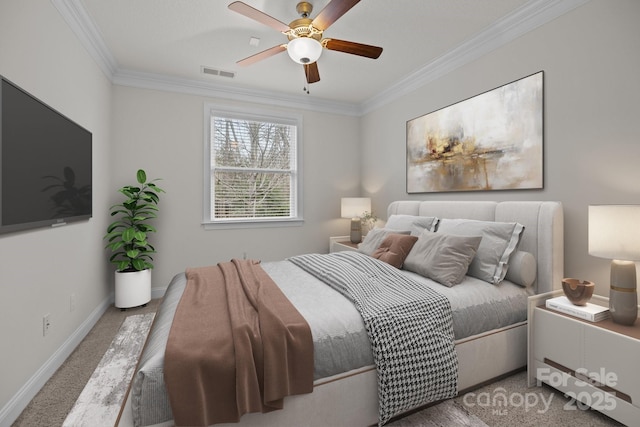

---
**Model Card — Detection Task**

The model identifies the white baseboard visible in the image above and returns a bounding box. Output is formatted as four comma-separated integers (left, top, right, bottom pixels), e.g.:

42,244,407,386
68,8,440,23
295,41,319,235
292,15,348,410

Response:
0,296,112,427
0,286,167,427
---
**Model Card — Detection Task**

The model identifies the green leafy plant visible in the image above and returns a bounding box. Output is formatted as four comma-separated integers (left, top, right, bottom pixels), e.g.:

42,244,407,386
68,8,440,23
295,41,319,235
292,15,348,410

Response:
360,210,378,231
104,169,164,272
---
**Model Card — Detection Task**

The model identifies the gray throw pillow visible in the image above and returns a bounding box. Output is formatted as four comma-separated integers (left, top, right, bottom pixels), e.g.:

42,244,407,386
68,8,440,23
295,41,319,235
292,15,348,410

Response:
404,231,482,287
436,219,524,285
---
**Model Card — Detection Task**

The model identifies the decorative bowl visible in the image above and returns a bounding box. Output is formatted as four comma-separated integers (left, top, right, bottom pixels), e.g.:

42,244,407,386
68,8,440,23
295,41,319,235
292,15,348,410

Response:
562,278,595,306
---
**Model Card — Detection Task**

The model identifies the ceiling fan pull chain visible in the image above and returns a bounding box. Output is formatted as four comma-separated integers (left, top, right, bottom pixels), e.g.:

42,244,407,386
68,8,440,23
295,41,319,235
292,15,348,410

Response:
303,72,310,94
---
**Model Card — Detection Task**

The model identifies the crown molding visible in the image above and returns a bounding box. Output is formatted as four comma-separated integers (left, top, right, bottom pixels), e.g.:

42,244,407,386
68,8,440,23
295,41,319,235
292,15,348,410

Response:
112,69,360,116
52,0,590,116
360,0,592,114
51,0,118,78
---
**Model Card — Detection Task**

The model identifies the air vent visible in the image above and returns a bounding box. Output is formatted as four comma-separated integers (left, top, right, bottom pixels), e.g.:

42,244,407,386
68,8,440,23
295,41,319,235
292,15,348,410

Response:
201,67,235,79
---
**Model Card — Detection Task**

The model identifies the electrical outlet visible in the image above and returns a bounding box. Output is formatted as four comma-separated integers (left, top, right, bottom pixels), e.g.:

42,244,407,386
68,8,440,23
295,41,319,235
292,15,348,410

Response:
43,314,51,336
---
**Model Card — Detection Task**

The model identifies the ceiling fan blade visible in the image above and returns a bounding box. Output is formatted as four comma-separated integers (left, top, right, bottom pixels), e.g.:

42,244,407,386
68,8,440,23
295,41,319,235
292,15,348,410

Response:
304,62,320,84
323,38,383,59
228,1,290,33
312,0,360,31
237,45,286,66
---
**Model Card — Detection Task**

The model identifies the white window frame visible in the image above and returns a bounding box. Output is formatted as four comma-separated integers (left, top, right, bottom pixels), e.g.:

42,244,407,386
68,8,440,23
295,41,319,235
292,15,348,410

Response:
202,103,303,229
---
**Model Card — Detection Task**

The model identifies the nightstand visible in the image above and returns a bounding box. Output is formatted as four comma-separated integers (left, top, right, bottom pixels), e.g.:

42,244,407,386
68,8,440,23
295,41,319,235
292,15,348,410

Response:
528,290,640,425
329,236,360,253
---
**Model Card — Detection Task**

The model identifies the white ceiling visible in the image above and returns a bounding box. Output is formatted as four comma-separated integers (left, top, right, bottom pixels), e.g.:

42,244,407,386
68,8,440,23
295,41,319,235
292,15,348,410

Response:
56,0,588,112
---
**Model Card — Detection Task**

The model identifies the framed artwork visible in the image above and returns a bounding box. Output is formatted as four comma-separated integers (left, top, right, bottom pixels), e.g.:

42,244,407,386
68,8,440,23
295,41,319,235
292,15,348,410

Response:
406,71,543,193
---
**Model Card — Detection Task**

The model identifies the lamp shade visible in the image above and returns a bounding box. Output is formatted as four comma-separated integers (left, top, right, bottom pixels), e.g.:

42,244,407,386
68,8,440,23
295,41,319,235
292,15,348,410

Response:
588,205,640,261
287,37,323,64
341,197,371,219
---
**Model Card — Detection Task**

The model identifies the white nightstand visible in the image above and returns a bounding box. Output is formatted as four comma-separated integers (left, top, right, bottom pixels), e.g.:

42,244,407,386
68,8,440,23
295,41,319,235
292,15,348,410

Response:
528,290,640,425
329,236,360,253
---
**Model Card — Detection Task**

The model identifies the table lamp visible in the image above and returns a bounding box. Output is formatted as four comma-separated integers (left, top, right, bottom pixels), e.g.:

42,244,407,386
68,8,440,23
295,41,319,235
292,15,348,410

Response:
341,197,371,244
588,205,640,325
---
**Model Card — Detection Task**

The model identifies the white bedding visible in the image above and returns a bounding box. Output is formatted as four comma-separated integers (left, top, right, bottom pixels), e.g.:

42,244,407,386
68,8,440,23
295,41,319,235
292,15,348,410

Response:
404,270,528,339
131,257,528,426
125,200,563,427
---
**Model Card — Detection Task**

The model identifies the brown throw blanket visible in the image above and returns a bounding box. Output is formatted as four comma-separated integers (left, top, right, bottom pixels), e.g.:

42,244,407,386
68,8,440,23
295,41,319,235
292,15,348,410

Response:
164,259,314,426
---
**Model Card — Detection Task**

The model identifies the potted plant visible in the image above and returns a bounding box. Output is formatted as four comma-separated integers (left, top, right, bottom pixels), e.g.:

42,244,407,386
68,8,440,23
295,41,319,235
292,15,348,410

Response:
104,169,164,309
360,210,378,236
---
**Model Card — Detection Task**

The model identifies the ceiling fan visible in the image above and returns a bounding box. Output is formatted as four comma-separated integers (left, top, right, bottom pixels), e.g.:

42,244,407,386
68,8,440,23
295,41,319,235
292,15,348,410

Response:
228,0,383,88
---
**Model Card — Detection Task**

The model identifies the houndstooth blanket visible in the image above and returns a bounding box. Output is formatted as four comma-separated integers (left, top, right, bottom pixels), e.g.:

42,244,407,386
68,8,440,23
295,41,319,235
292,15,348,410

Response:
288,251,458,425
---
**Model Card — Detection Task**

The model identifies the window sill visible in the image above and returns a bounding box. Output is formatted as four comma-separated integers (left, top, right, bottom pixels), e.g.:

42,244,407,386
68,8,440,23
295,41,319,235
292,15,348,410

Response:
202,218,304,230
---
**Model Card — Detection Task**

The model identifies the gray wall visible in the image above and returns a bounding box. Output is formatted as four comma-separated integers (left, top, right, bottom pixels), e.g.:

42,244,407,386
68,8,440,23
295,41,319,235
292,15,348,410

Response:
0,0,113,419
111,86,361,288
0,2,361,419
1,0,639,423
360,0,640,297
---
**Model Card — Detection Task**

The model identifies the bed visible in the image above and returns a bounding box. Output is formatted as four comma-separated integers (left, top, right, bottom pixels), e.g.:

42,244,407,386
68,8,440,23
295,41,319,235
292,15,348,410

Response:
117,200,563,427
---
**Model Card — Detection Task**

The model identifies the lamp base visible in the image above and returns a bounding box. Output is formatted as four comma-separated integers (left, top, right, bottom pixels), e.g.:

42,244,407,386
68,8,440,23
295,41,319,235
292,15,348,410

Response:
609,260,638,325
350,218,362,244
609,288,637,325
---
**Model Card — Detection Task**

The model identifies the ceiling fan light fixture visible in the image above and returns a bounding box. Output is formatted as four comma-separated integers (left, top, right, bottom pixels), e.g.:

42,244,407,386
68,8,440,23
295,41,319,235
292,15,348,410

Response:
287,37,322,64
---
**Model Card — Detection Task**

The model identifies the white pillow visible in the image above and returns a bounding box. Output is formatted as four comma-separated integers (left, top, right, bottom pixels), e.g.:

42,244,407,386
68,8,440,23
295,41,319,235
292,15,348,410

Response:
436,218,524,285
385,215,438,236
358,228,410,256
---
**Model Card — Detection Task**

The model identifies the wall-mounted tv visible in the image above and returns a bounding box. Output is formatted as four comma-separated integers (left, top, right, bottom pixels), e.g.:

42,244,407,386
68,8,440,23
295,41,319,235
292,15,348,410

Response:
0,75,92,235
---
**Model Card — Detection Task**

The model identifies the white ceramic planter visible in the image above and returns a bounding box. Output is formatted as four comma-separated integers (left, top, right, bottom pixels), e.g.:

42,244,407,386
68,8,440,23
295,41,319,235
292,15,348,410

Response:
115,269,151,309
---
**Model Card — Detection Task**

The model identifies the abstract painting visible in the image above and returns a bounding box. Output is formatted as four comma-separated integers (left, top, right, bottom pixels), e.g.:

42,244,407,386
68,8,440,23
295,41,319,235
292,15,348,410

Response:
406,71,543,193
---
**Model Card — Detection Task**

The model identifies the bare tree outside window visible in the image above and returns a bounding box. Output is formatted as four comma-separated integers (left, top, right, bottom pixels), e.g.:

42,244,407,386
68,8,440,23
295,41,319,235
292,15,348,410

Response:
210,115,298,221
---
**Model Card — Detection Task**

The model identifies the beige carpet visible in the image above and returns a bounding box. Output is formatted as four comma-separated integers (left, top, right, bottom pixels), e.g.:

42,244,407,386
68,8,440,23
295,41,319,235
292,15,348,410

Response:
13,299,625,427
385,370,624,426
12,301,159,427
450,371,623,427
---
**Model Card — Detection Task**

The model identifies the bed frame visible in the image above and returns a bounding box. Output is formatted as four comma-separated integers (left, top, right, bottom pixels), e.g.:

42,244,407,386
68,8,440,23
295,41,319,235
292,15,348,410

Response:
118,200,563,427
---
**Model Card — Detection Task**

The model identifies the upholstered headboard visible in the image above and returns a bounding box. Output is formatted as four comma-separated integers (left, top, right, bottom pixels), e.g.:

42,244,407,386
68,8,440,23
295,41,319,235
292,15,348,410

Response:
387,201,564,294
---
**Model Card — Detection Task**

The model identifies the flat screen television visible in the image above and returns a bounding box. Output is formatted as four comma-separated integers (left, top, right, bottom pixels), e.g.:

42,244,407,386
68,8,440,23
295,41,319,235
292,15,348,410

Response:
0,75,92,235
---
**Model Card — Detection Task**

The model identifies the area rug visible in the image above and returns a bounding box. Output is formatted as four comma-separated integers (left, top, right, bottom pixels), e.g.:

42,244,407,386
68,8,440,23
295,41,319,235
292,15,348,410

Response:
62,313,155,427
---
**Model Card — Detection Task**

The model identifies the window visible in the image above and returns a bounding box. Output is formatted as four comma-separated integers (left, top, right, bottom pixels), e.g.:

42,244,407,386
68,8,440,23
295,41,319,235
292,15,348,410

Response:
203,104,303,228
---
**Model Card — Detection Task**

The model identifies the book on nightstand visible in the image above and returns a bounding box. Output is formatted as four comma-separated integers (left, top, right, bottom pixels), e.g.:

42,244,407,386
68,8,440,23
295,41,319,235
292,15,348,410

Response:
545,296,610,322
